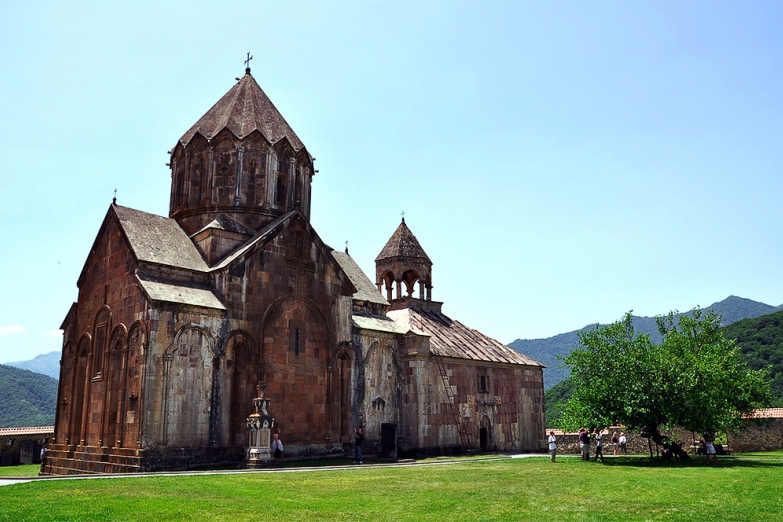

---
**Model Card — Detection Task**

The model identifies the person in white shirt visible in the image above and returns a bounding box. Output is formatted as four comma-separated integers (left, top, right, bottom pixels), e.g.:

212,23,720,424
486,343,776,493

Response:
271,432,284,460
548,430,557,462
619,432,627,454
594,430,604,462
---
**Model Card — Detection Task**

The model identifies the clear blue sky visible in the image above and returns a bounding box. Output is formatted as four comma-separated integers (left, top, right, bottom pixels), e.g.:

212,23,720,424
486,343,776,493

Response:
1,1,782,363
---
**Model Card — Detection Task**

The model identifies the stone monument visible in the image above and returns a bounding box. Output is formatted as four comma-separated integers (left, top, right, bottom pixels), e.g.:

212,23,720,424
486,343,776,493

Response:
246,386,274,468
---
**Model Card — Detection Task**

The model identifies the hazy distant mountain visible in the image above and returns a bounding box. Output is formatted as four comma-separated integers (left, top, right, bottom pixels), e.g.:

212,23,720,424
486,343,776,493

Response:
6,351,60,379
0,364,57,428
510,296,782,390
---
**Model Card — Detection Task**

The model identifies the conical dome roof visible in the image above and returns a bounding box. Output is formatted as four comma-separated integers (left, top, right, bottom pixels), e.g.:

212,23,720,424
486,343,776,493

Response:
178,69,305,151
376,218,431,263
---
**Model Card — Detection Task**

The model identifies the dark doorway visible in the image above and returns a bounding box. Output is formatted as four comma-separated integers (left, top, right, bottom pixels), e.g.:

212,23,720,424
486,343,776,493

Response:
381,423,397,459
479,415,492,452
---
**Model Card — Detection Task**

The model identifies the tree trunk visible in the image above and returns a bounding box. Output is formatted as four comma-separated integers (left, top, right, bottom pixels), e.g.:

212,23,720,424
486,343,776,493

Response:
647,426,690,460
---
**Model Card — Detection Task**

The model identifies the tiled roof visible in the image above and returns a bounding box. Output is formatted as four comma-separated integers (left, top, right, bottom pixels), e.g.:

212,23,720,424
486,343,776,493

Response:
352,315,407,334
136,276,226,310
193,214,255,237
0,426,54,436
179,71,305,151
114,205,209,272
743,408,783,419
376,219,431,263
332,250,389,306
387,308,544,367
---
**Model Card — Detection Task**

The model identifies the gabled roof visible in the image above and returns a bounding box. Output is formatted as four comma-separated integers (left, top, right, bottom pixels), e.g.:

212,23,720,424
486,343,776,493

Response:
192,214,256,238
136,275,225,310
209,212,356,297
332,250,389,306
387,307,544,367
113,205,209,272
178,71,305,152
376,218,431,262
210,211,298,271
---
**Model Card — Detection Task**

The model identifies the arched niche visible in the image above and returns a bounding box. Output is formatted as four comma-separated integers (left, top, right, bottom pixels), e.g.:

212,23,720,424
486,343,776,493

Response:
162,326,215,447
332,342,356,443
225,331,258,447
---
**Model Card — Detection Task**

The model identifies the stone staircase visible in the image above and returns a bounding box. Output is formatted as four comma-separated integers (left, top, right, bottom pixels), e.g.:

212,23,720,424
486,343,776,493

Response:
43,444,143,475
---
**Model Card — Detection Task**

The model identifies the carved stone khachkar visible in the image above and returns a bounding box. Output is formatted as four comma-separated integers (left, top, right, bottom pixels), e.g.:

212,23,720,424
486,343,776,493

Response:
246,387,274,468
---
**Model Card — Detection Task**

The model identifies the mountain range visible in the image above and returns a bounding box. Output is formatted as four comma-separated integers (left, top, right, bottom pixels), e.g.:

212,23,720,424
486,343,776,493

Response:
508,296,782,390
5,351,61,379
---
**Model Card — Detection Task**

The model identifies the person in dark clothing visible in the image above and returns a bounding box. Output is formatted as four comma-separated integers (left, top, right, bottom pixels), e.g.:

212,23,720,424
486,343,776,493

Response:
353,428,364,464
578,428,590,461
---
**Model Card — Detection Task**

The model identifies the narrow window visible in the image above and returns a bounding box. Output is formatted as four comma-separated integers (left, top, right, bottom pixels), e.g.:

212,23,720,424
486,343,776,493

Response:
294,328,301,356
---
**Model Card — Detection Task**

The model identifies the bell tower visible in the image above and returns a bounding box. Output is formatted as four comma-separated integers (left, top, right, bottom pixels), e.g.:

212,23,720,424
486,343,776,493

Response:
168,65,314,235
375,218,433,306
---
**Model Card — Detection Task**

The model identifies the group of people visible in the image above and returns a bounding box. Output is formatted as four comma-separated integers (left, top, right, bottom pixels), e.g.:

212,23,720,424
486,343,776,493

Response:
547,428,627,462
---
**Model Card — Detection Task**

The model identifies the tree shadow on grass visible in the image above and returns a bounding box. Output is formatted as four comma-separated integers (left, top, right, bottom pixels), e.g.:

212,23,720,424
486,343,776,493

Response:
598,456,783,469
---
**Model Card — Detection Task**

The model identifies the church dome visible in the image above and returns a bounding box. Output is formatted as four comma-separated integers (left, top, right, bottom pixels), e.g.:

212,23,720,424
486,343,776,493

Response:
169,67,314,235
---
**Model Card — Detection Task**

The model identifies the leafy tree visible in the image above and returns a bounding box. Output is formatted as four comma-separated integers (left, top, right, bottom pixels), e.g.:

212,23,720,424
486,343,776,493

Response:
561,309,772,458
544,377,574,428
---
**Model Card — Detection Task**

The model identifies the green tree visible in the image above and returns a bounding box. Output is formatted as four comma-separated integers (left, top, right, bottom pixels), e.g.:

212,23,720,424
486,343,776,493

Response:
561,309,772,458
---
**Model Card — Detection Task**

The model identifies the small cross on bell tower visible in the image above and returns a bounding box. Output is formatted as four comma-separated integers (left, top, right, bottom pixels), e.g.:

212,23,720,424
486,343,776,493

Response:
244,52,253,75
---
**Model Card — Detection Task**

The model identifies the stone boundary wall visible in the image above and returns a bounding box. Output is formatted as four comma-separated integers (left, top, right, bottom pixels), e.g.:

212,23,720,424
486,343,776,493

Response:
730,419,783,452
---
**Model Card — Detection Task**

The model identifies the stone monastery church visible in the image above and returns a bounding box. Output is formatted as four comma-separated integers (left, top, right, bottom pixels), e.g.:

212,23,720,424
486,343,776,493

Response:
48,66,545,474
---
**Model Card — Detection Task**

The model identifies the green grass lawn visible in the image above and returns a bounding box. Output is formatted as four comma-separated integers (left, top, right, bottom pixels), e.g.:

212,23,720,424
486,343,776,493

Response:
0,464,40,477
1,455,782,521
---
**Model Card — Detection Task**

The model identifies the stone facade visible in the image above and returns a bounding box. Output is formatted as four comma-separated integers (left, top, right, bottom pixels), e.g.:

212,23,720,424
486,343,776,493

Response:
47,68,545,475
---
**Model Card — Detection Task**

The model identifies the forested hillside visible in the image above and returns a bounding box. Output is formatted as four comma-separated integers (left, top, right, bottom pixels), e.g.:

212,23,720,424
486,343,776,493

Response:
0,364,57,428
723,310,783,407
510,296,780,390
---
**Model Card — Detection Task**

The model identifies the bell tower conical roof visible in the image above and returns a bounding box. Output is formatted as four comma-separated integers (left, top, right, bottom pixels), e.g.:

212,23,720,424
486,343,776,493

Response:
169,66,314,236
375,218,431,263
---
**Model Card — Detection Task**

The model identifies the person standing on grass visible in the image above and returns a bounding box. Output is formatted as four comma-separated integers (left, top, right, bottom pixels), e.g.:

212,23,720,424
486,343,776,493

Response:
594,429,604,462
619,432,627,454
703,432,718,465
548,431,557,462
271,432,284,460
353,427,364,464
578,427,590,461
611,431,619,455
